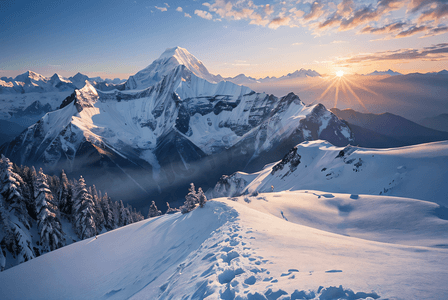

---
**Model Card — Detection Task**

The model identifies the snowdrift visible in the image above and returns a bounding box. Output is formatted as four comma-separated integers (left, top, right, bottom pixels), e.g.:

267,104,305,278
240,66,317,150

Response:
1,194,447,299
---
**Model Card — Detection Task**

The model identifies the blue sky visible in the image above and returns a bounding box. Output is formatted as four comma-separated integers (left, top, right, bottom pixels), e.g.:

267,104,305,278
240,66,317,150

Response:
1,0,447,79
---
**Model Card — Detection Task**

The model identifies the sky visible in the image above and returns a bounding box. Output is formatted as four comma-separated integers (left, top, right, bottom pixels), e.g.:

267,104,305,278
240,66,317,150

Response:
1,0,447,79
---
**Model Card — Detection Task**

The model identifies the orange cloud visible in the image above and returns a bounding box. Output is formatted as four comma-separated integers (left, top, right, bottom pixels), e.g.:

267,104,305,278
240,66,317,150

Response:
269,16,292,29
395,25,428,38
337,43,448,64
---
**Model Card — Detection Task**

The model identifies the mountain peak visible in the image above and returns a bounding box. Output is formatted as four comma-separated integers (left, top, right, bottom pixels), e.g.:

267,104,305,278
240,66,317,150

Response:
159,46,189,60
14,70,46,82
125,47,218,90
366,69,402,76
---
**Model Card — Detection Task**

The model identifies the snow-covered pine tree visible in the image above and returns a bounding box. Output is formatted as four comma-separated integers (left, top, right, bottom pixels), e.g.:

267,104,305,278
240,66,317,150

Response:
90,185,105,233
0,156,35,264
34,168,64,252
198,187,207,208
0,156,30,229
165,202,179,214
180,183,198,214
131,207,144,222
111,199,120,228
58,170,72,216
118,200,131,226
0,195,10,271
147,201,162,218
72,176,96,239
125,204,134,223
100,193,114,230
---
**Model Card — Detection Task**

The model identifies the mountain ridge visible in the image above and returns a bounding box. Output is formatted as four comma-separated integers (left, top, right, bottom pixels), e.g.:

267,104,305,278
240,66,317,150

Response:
1,49,353,209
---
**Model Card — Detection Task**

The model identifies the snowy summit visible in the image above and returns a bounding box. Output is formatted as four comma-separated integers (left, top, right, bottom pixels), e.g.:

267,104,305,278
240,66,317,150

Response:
125,46,219,90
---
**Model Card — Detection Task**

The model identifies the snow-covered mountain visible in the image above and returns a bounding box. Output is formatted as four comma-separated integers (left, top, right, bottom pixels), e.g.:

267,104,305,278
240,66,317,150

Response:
0,71,76,128
0,48,352,208
223,68,321,86
1,192,447,299
0,71,76,94
124,47,221,90
0,71,127,132
212,140,448,207
278,68,321,79
365,69,402,76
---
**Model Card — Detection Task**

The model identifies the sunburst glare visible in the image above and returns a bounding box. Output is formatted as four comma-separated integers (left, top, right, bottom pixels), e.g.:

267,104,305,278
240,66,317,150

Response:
310,72,376,111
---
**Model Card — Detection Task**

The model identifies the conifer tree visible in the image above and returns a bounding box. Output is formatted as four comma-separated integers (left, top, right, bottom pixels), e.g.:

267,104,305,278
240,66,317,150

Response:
58,170,72,215
73,176,96,239
132,208,144,222
0,156,29,223
118,200,130,226
198,187,207,208
181,183,198,214
91,185,105,232
165,202,179,214
34,168,64,252
0,156,35,262
100,193,114,230
147,201,162,218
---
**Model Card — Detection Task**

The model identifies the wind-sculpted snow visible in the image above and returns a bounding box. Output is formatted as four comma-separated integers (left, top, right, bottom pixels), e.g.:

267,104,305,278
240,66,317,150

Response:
215,140,448,207
1,196,447,299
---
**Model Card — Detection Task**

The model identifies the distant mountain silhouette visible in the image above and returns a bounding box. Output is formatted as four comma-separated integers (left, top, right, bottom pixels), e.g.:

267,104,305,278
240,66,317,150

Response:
331,108,448,147
419,114,448,133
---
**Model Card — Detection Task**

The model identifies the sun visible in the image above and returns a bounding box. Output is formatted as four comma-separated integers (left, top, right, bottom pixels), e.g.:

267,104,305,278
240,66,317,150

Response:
336,70,344,77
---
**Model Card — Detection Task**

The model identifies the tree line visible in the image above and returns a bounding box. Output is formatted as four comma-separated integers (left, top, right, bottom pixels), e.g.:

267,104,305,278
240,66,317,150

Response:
0,155,144,271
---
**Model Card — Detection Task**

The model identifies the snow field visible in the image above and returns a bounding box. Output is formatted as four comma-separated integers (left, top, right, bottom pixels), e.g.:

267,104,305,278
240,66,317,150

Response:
242,140,448,206
2,190,447,299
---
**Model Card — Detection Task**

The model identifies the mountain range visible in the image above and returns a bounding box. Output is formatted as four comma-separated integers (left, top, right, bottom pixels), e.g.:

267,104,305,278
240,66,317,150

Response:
0,47,351,210
365,69,402,76
331,108,448,147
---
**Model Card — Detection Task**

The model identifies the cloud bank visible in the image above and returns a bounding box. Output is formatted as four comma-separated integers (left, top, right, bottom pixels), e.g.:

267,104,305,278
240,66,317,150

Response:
193,0,447,40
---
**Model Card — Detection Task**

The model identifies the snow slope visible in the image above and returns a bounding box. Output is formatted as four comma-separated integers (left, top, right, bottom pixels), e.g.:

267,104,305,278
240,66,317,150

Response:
214,140,448,207
1,195,447,299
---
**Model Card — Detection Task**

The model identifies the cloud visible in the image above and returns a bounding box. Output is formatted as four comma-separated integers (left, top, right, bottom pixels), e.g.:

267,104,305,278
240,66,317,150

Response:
418,3,448,23
155,6,167,12
292,42,303,46
408,0,442,13
422,26,448,38
264,4,274,16
336,43,448,64
164,3,169,8
195,9,213,20
337,0,354,18
269,16,291,29
317,0,407,32
195,0,448,37
185,12,192,18
303,2,325,21
360,22,406,34
176,7,182,12
395,25,428,38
